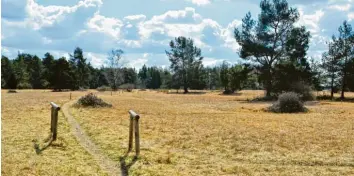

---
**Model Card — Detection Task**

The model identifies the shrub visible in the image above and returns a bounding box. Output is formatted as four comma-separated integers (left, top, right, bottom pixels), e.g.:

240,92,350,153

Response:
223,89,234,95
290,82,315,101
8,89,17,93
97,86,112,92
269,92,307,113
77,93,112,107
119,84,135,92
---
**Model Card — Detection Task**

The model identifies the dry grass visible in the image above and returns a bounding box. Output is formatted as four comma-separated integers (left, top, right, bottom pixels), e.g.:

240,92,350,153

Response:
69,90,354,175
1,90,107,175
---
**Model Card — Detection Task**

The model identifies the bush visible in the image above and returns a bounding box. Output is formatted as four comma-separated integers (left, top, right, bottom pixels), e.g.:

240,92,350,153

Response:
223,89,234,95
119,84,135,92
17,82,32,89
8,89,17,93
97,86,112,92
77,93,112,107
268,92,307,113
290,82,315,101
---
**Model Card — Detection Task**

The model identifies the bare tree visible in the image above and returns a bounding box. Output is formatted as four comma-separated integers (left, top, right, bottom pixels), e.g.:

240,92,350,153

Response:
105,49,124,90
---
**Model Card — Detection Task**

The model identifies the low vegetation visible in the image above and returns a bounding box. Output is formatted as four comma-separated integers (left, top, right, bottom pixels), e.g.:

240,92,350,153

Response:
7,89,17,93
268,92,307,113
1,90,106,175
96,85,112,92
76,93,112,107
69,90,354,175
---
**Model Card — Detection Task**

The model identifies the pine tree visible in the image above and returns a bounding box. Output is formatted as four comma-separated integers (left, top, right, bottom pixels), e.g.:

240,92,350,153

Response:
166,36,203,93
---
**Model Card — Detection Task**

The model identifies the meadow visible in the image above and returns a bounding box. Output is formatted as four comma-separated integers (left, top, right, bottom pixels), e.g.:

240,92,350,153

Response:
2,89,354,175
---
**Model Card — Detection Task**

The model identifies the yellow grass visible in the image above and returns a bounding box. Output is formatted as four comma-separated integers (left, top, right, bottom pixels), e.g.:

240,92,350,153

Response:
68,90,354,175
1,90,107,175
2,89,354,175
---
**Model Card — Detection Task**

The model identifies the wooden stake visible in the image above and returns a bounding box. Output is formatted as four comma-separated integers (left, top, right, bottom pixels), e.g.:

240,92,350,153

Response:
128,116,134,152
70,93,72,100
50,102,60,141
134,115,140,156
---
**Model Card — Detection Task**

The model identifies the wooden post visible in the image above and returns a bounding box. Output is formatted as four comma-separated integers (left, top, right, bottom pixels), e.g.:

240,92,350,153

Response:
70,93,72,100
50,102,60,141
128,110,140,156
128,115,134,152
134,115,140,156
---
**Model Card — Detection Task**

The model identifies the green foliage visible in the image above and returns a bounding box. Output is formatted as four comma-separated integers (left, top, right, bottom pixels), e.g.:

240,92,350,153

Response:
1,55,16,89
52,57,74,91
70,47,91,89
220,61,229,91
220,61,252,94
166,36,203,93
77,93,112,107
269,92,307,113
289,82,315,101
321,21,354,99
122,67,138,85
234,0,310,96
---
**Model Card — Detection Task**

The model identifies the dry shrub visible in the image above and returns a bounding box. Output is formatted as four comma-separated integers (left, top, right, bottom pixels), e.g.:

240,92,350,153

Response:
119,84,134,92
77,93,112,107
96,86,112,92
269,92,307,113
7,89,17,93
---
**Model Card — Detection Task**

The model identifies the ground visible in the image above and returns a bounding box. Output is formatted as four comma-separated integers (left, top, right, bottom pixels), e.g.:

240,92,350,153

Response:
2,89,354,175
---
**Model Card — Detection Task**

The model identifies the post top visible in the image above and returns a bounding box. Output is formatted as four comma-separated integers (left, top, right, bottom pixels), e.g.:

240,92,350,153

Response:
128,110,139,118
50,102,61,110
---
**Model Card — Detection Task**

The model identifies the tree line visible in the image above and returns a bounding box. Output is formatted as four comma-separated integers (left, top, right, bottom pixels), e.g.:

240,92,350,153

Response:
1,0,354,98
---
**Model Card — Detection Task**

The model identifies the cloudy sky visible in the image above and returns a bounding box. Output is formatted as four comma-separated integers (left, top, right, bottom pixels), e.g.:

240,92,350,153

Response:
1,0,354,68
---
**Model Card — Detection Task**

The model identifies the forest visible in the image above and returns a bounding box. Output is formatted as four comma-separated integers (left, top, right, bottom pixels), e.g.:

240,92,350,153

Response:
2,3,354,99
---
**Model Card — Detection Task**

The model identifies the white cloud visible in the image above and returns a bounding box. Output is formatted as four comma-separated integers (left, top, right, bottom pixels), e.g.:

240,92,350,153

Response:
328,4,351,11
86,52,107,67
219,19,241,52
25,0,102,30
186,0,211,6
349,12,354,21
297,8,325,33
123,14,146,21
87,11,123,38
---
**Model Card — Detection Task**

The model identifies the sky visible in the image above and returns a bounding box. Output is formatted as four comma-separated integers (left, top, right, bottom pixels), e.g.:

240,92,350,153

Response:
1,0,354,69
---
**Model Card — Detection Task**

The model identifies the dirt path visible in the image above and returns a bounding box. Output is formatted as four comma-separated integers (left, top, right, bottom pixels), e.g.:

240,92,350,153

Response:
62,101,121,176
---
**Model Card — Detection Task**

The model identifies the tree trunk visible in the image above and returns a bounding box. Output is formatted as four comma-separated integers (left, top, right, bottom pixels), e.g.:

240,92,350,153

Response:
265,68,272,97
340,71,346,99
330,73,334,99
184,86,188,94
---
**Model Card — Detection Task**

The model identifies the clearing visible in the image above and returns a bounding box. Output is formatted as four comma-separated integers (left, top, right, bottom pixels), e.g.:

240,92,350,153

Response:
2,90,354,175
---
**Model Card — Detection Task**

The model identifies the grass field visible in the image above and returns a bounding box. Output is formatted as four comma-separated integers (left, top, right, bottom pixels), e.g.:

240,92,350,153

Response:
2,89,354,175
1,90,107,175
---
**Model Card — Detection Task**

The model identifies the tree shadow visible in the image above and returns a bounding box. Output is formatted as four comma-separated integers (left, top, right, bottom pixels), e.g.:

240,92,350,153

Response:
167,91,206,95
119,152,138,176
316,95,354,103
218,92,242,96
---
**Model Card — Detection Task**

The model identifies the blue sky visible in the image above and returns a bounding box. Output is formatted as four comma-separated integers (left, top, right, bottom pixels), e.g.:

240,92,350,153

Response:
1,0,354,68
